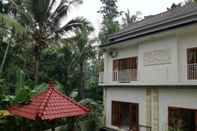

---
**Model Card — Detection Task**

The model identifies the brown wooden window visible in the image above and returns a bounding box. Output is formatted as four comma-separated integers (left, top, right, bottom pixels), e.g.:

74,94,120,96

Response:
168,107,197,131
187,48,197,80
112,101,139,131
113,57,137,81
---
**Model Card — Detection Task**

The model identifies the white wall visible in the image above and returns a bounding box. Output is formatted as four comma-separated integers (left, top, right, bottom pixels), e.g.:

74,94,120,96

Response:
101,23,197,85
104,87,197,131
138,35,178,83
105,87,146,130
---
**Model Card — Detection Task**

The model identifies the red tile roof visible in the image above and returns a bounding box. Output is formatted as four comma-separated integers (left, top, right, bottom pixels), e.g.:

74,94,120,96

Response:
9,82,89,120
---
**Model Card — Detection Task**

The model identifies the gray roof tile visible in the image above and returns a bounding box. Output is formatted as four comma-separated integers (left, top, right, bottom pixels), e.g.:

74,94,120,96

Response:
101,3,197,47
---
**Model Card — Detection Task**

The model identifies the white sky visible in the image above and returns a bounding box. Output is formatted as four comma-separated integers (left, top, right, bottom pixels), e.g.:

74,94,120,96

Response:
69,0,185,36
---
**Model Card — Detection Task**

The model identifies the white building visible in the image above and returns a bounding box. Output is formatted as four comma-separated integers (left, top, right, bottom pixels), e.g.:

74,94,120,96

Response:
99,3,197,131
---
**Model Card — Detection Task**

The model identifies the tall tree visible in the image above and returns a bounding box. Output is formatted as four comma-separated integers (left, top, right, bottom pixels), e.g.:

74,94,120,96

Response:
98,0,121,45
97,0,121,75
65,24,95,99
11,0,90,84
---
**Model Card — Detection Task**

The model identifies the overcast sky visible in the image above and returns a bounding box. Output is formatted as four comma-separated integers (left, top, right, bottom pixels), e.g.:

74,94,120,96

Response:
70,0,185,36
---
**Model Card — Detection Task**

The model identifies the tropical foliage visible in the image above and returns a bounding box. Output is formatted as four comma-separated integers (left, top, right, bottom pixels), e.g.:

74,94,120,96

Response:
0,0,185,130
0,0,103,130
98,0,121,45
121,9,142,28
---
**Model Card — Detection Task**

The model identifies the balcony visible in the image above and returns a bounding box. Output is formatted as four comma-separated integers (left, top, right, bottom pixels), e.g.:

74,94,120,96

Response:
187,63,197,80
99,69,137,83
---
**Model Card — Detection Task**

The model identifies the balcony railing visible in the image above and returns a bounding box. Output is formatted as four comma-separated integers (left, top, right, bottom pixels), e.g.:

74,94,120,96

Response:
187,63,197,80
99,69,137,83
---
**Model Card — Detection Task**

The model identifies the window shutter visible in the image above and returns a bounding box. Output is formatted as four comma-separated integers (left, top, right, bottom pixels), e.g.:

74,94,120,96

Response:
129,104,133,129
187,48,197,80
112,101,121,127
129,104,139,131
128,57,137,81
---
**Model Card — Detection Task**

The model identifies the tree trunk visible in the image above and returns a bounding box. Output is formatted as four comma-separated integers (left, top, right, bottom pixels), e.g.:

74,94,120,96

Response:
51,121,55,131
51,127,55,131
33,46,40,84
79,62,85,99
51,125,55,131
35,58,39,84
0,42,10,75
64,68,68,95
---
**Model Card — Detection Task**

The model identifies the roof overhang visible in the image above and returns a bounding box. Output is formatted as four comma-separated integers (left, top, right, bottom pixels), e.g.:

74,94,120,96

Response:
100,4,197,48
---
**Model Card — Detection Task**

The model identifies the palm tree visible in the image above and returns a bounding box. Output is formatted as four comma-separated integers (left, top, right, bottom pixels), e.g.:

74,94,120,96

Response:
65,24,95,99
167,3,182,11
75,26,95,99
121,9,142,28
10,0,90,83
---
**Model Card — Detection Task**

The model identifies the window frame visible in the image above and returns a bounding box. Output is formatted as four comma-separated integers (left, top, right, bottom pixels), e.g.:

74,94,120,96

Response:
168,106,197,131
111,101,139,130
187,47,197,80
112,57,138,81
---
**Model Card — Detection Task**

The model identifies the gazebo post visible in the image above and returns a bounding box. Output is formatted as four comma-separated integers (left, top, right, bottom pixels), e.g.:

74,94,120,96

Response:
51,120,55,131
67,117,76,131
51,126,55,131
34,119,42,131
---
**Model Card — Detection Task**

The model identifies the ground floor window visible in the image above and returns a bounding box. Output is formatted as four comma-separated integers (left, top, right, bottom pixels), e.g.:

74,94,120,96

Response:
112,101,139,131
168,107,197,131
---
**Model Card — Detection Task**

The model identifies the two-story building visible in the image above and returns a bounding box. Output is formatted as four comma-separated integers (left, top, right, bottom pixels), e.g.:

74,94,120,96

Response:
99,3,197,131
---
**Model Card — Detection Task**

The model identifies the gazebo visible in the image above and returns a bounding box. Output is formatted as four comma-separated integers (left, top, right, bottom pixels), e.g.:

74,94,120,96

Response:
8,82,89,131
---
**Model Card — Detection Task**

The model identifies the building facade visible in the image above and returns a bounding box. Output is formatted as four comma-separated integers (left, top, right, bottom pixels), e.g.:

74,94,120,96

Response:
99,3,197,131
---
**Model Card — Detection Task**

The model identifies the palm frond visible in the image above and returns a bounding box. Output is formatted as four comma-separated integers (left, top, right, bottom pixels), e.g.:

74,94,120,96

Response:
47,0,56,14
50,0,82,24
53,4,70,24
31,0,50,23
56,17,91,34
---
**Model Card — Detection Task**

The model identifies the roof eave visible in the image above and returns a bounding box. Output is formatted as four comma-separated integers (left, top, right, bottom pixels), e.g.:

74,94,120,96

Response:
100,13,197,48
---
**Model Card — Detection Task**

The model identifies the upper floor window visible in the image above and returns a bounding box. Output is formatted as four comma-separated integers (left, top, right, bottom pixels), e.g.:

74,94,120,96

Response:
187,47,197,80
113,57,137,82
